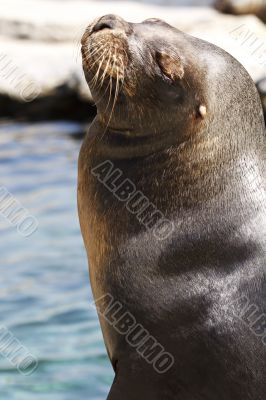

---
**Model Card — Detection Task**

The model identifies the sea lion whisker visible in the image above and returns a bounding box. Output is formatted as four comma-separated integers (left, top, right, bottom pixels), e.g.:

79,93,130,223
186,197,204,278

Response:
100,50,112,87
105,66,120,131
87,38,106,50
74,27,86,62
75,41,82,63
104,74,113,115
90,76,113,107
92,53,114,103
82,47,106,72
82,40,105,58
98,77,113,105
86,45,107,62
83,43,107,62
89,64,105,90
120,64,125,90
97,76,113,140
100,74,115,137
89,52,109,88
87,41,107,56
184,76,191,89
88,48,109,73
120,48,129,65
117,55,125,85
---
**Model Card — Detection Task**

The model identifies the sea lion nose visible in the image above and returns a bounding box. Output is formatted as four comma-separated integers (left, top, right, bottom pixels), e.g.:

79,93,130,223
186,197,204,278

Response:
92,15,127,33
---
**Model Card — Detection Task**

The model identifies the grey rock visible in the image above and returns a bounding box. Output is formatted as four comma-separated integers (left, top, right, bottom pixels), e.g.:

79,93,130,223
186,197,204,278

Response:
1,0,266,119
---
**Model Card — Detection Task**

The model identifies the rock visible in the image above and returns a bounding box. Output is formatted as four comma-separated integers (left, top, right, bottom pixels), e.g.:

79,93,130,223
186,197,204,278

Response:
214,0,266,23
0,38,83,97
0,0,216,42
1,0,266,120
188,14,266,83
0,83,96,122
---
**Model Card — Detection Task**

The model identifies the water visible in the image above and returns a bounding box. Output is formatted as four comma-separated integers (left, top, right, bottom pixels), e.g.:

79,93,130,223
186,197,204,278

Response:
0,122,113,400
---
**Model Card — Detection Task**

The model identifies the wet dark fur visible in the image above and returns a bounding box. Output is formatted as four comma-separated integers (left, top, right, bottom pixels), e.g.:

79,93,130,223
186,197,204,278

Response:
78,15,266,399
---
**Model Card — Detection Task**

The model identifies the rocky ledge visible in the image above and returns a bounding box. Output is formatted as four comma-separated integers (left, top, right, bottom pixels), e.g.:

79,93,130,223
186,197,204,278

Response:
1,0,266,121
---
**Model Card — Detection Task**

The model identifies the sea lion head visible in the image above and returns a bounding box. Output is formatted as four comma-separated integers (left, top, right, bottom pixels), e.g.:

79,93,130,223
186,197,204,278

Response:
81,15,264,154
81,15,209,138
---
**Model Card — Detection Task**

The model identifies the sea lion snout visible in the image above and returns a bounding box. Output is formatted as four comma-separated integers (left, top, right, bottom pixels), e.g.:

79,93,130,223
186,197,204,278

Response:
81,14,130,91
91,14,130,35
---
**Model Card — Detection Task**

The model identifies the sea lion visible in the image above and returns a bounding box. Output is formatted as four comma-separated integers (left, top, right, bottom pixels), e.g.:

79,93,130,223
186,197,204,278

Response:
215,0,266,23
78,14,266,400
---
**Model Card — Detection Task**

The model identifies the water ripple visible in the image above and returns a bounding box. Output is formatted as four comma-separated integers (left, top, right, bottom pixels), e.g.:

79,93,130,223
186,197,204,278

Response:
0,122,113,399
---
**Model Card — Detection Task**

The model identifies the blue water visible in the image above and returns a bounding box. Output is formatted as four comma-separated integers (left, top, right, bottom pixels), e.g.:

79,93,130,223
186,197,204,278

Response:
0,122,113,400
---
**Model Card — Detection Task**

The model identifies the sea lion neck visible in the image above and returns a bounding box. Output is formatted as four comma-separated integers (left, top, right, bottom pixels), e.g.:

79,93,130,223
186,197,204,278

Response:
86,117,199,160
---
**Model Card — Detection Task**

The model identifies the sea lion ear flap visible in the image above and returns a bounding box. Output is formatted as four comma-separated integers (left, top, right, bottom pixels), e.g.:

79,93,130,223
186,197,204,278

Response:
156,52,184,81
